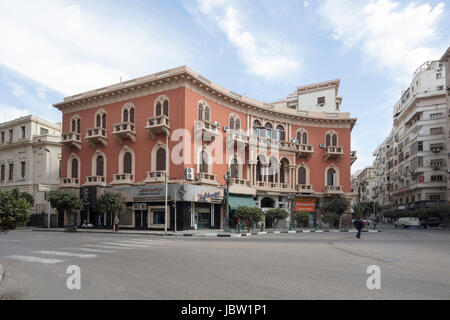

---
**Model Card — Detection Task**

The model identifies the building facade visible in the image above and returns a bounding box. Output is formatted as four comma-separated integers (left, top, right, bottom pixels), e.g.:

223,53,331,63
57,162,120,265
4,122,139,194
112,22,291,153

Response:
0,115,61,225
54,66,356,230
441,47,450,204
372,60,447,211
352,166,377,203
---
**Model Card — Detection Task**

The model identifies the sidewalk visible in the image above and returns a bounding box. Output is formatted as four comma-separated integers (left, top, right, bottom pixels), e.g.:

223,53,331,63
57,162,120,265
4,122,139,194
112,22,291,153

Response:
32,227,380,237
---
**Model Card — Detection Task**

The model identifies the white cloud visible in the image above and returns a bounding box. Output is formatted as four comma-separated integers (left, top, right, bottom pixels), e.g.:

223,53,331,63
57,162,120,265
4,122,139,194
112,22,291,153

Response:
320,0,446,84
188,0,301,80
0,0,191,96
0,104,30,122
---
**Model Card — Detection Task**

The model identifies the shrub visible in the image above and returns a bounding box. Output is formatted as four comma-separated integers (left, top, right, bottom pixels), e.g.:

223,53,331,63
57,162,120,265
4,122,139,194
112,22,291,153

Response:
265,208,289,230
234,206,263,232
322,212,339,228
294,212,310,228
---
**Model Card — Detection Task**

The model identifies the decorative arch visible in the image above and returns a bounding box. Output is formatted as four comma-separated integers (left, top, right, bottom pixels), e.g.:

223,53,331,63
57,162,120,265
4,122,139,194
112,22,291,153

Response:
67,153,80,179
70,114,81,133
229,113,242,131
118,146,135,175
198,100,210,121
154,95,169,117
325,130,338,147
196,147,213,174
151,141,169,174
91,150,107,177
324,164,340,186
297,163,311,185
227,154,245,179
279,158,290,184
94,109,107,129
122,102,135,123
296,128,309,145
276,124,285,141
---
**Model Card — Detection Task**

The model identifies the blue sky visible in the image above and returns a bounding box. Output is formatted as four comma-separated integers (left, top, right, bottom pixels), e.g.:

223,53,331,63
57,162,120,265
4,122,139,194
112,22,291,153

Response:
0,0,449,173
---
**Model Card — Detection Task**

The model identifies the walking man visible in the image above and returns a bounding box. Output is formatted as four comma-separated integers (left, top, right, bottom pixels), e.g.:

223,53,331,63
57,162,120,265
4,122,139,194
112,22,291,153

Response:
354,218,363,239
114,216,120,232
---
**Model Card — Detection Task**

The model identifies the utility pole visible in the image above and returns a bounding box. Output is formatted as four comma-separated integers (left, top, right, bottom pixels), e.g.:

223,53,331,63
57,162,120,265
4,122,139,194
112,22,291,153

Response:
164,129,169,235
224,171,230,232
45,148,51,229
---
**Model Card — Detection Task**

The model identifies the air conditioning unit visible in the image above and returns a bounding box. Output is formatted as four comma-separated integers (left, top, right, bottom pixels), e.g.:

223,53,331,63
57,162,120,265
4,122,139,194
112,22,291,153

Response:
223,126,229,132
184,167,194,181
213,121,220,129
319,144,325,148
290,138,298,144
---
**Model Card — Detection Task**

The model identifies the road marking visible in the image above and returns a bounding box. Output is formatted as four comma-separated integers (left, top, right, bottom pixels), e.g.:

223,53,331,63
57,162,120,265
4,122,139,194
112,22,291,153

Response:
64,247,116,253
129,238,171,243
102,242,148,248
117,240,163,245
83,244,134,250
4,255,66,264
0,239,22,242
35,251,97,258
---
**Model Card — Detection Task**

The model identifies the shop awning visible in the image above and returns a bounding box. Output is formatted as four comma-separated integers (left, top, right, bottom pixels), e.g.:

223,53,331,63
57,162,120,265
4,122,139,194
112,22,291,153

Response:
229,195,257,210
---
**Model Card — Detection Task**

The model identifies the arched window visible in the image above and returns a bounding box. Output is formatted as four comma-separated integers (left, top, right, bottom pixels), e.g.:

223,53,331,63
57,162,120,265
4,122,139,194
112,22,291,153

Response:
265,123,273,139
71,158,78,178
163,100,169,116
268,158,277,183
156,148,166,171
235,118,241,130
77,119,81,133
156,102,162,116
71,119,76,132
130,108,134,123
302,132,308,144
332,134,337,146
200,150,208,173
297,131,302,143
198,104,204,121
327,168,336,186
326,134,331,147
123,152,132,174
253,120,261,127
102,114,107,129
276,125,285,141
265,122,273,129
96,114,101,127
230,158,239,179
280,159,288,184
96,156,104,177
204,106,210,122
123,109,129,122
256,157,263,182
229,117,235,130
298,167,306,185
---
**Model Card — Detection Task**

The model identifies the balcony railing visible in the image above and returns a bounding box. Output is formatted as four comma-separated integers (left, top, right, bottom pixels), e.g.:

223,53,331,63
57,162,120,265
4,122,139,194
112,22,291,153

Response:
85,127,107,147
324,146,344,161
197,172,218,185
196,120,219,142
230,178,250,186
144,170,166,183
111,173,134,185
324,185,343,194
62,132,82,150
297,144,314,157
61,177,80,187
112,122,135,143
145,115,170,139
296,184,314,193
229,131,249,145
85,175,106,186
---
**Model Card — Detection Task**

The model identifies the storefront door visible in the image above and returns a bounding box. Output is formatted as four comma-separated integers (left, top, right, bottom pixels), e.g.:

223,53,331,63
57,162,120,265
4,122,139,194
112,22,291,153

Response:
135,210,148,229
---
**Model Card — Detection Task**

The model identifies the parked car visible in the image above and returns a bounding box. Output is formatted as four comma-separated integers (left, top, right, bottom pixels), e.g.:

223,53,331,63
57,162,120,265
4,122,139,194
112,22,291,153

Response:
420,218,442,229
362,220,371,227
395,217,420,229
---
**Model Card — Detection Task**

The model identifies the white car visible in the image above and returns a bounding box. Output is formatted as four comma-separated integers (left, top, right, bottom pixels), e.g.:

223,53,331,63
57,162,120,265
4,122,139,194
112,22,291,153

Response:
395,217,420,229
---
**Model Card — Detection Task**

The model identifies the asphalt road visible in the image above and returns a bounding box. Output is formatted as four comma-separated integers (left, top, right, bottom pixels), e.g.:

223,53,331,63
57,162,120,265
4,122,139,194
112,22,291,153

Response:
0,225,449,300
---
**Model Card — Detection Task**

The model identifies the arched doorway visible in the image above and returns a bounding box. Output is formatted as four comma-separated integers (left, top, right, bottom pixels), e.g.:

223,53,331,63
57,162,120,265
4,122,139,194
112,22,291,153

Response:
261,197,276,229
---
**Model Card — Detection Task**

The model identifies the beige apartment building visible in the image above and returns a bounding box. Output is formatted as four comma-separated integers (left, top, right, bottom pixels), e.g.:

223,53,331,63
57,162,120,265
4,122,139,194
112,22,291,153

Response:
441,47,450,204
0,115,61,225
373,59,447,211
352,166,377,203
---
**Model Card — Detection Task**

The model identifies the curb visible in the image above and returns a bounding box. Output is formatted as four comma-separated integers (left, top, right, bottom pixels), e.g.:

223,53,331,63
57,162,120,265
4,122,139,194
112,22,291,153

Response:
0,264,5,284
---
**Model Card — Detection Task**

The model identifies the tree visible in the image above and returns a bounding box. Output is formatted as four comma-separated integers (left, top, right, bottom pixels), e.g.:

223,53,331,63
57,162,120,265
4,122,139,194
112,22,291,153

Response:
324,197,350,216
97,192,126,228
322,212,339,229
352,202,367,219
294,212,310,228
11,189,34,207
48,190,83,226
265,208,289,230
0,189,33,233
233,206,263,232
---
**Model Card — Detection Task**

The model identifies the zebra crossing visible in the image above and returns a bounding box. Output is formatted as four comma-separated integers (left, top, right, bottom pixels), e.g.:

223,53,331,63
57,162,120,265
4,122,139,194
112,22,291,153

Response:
2,238,171,265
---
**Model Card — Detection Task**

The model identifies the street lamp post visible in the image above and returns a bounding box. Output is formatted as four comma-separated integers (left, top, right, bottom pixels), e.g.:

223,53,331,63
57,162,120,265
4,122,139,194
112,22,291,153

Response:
163,129,169,235
224,171,230,232
45,148,51,229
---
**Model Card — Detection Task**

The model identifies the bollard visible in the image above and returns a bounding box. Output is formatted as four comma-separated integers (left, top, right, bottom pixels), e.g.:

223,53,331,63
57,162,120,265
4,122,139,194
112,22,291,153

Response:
290,223,293,231
261,223,265,232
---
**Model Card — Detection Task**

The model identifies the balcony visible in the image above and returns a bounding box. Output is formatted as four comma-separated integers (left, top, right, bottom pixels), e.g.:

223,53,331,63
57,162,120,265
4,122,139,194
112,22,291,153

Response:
351,151,357,164
61,177,80,188
229,178,255,196
196,172,219,185
296,184,314,193
195,120,219,143
229,131,249,145
84,176,106,186
324,185,343,194
112,122,135,144
324,146,344,161
62,132,81,150
279,141,298,153
111,173,134,185
144,171,166,184
296,144,314,157
85,127,107,147
145,115,170,139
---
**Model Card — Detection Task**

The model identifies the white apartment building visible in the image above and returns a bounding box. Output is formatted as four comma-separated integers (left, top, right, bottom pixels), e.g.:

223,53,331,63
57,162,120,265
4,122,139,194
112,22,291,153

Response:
441,47,450,204
352,166,377,203
0,115,61,225
373,60,447,210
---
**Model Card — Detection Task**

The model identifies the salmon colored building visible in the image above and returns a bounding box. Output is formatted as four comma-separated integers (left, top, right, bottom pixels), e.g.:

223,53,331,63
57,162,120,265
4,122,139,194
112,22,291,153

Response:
54,66,357,231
